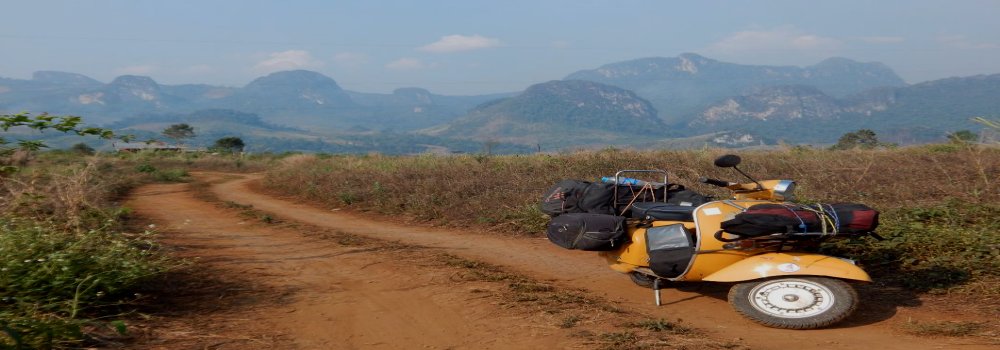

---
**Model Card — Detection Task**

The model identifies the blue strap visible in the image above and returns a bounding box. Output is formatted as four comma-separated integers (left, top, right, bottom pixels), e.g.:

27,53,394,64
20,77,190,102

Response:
823,204,841,233
781,204,809,233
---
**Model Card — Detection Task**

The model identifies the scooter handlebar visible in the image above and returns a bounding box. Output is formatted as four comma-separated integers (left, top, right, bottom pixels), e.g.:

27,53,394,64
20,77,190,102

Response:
699,177,732,187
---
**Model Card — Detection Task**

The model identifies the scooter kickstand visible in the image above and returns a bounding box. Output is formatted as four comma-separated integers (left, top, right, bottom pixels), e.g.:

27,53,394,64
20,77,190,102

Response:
653,278,661,306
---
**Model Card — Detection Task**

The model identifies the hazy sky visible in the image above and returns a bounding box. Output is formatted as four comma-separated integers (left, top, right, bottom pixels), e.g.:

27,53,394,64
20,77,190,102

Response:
2,0,999,94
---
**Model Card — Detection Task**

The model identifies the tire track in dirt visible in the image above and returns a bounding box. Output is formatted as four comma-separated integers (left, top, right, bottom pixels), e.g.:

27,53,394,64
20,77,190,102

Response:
206,172,995,350
127,182,581,349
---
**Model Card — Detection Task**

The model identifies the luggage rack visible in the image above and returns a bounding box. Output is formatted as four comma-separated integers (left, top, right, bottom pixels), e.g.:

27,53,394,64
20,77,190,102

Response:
611,169,669,216
712,229,883,252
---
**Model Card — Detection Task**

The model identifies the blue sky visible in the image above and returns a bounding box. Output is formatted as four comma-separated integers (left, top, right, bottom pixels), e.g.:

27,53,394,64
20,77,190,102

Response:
2,0,999,94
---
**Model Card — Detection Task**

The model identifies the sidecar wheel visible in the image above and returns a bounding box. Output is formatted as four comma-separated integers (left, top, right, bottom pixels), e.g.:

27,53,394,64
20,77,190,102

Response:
629,272,656,289
728,276,858,329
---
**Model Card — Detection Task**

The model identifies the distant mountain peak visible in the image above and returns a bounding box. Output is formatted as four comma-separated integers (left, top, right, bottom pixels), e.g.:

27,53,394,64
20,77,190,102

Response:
104,75,163,103
245,70,342,89
110,75,159,87
32,71,102,87
678,52,708,60
235,70,355,108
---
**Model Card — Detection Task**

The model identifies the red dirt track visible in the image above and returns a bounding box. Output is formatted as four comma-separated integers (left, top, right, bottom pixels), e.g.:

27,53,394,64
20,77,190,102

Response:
125,173,995,349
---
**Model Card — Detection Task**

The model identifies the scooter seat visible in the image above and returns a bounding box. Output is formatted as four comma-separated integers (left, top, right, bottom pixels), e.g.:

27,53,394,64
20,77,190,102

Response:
630,202,697,221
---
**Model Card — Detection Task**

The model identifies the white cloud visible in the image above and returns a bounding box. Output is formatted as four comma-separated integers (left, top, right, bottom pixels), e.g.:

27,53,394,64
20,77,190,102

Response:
332,52,369,68
114,64,157,76
860,36,905,44
385,58,427,70
707,26,842,54
938,35,999,49
419,34,500,53
253,50,324,73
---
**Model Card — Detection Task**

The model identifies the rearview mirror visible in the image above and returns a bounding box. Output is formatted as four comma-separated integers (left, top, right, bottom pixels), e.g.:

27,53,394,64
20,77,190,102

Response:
714,154,741,168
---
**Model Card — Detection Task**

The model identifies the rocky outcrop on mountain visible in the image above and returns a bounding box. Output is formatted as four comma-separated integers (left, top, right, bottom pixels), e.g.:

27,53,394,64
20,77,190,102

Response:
427,80,663,144
693,85,843,126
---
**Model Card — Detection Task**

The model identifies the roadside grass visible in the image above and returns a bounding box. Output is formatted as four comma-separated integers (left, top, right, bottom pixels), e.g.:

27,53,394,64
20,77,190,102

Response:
900,319,987,337
259,146,999,296
1,157,175,348
0,150,279,348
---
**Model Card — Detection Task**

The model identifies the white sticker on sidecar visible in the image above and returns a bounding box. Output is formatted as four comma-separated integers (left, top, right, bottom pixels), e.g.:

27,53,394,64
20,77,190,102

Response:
702,208,722,215
777,263,801,272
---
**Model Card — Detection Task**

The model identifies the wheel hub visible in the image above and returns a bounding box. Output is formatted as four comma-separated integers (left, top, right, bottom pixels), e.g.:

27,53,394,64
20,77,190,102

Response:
748,279,835,319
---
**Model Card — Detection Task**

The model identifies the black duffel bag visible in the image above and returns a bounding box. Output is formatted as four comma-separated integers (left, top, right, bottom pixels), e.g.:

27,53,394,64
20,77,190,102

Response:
721,203,879,237
546,213,627,251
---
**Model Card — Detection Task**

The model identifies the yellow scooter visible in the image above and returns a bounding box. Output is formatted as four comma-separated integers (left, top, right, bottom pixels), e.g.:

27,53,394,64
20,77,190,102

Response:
601,155,872,329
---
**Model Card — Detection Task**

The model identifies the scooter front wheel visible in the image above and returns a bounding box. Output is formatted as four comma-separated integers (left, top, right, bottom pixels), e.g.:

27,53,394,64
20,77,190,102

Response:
728,276,858,329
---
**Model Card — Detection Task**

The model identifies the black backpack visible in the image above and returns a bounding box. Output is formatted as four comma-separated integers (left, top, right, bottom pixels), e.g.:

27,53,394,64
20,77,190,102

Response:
546,213,627,251
540,180,614,216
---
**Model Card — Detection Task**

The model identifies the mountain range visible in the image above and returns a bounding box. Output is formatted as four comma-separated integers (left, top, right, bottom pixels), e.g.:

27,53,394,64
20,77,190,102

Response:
1,54,997,153
564,53,907,124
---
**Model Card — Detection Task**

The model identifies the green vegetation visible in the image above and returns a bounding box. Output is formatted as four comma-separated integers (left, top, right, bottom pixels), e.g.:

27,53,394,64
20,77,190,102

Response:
0,217,168,348
1,114,277,348
0,157,171,348
161,123,195,145
0,147,277,348
1,112,117,174
947,130,978,144
830,129,887,150
211,136,245,153
824,201,999,292
261,146,999,295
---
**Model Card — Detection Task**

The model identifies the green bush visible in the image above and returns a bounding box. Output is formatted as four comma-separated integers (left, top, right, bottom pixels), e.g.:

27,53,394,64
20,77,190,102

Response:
134,163,156,173
152,168,189,182
0,218,169,348
824,201,1000,293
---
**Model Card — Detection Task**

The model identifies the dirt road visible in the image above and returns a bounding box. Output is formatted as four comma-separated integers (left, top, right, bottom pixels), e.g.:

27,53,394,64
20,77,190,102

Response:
127,173,994,349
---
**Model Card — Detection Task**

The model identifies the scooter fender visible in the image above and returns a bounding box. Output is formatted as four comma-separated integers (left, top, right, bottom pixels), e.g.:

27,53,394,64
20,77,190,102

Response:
700,252,871,282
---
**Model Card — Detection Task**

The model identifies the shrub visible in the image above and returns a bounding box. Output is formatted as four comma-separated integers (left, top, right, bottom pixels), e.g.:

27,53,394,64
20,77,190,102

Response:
0,219,169,348
0,158,174,348
824,201,1000,293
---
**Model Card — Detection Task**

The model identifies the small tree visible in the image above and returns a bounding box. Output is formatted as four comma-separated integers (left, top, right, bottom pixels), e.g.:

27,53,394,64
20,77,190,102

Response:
947,130,978,144
70,142,96,155
162,123,195,145
2,112,117,173
212,136,245,153
831,129,881,150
